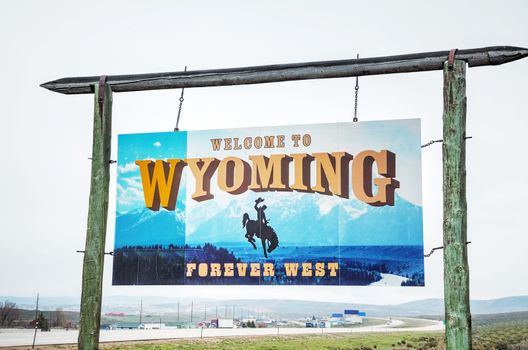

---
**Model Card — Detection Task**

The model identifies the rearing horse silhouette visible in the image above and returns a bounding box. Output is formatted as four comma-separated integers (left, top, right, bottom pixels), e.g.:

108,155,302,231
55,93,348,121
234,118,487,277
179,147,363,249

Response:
242,213,279,258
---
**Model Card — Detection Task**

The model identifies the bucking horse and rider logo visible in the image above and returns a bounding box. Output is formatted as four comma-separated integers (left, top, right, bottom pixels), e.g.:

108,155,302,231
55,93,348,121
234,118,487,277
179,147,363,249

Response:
242,197,279,258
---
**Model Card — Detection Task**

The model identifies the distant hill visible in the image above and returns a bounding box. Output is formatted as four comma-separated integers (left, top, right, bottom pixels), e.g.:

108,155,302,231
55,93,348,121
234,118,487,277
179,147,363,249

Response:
0,296,81,312
2,295,527,318
391,296,528,316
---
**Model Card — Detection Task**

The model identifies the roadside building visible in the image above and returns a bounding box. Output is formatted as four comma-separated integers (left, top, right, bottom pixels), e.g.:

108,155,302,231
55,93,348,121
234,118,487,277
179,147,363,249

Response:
138,323,165,330
114,322,140,329
210,319,234,328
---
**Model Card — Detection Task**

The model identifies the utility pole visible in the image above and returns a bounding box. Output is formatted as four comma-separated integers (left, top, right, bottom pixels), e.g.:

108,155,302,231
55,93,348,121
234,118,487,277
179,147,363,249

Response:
177,302,180,323
31,293,39,349
190,301,194,324
139,300,143,325
443,58,471,349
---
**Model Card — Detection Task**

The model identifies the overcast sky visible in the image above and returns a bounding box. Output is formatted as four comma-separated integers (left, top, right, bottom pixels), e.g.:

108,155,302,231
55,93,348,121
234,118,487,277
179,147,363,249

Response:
0,0,527,305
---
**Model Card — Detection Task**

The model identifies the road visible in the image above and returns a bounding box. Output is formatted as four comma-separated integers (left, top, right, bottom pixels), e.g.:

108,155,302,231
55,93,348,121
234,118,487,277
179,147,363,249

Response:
0,318,444,347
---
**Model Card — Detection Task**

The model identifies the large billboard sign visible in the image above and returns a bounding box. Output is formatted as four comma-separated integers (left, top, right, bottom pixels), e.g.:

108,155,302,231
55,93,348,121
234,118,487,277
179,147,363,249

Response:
113,119,424,286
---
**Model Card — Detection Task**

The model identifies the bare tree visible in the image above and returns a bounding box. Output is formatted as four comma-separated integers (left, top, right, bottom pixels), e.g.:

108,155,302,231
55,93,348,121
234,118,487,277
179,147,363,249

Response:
0,300,20,327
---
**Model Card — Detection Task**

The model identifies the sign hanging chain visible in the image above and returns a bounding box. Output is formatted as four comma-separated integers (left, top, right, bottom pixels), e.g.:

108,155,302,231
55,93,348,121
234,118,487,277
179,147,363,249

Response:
421,136,472,148
353,54,359,122
174,66,187,131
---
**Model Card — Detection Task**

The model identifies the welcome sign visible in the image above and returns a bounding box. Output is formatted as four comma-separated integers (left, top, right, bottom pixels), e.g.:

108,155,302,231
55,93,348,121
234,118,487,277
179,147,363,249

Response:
113,119,424,286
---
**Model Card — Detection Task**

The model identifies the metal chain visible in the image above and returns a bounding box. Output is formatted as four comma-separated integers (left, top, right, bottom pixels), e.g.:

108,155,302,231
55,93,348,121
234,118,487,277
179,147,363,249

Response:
421,136,472,149
421,139,443,148
174,66,187,131
424,241,471,258
424,246,443,257
353,54,359,122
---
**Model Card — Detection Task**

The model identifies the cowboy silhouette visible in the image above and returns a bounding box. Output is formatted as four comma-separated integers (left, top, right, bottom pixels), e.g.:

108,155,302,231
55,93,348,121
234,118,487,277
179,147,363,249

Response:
242,197,279,258
254,197,269,231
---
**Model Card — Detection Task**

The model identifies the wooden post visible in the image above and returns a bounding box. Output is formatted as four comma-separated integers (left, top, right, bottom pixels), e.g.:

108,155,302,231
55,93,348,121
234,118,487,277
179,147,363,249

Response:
443,59,471,349
78,82,112,350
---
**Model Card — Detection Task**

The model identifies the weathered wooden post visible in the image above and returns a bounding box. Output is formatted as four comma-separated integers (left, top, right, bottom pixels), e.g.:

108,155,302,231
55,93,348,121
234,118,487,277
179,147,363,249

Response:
443,58,471,349
78,79,112,350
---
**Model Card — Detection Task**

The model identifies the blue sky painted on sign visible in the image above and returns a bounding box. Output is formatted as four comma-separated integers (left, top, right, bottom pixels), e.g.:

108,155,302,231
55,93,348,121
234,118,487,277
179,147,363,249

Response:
116,131,187,214
115,132,188,249
115,120,423,250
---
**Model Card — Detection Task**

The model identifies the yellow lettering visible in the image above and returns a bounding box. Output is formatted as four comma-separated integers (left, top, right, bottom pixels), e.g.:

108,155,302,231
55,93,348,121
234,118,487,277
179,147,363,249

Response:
135,159,186,210
217,157,250,194
186,158,219,201
263,263,275,277
248,154,290,191
224,263,234,277
210,263,221,277
237,263,248,276
312,152,352,197
186,263,196,277
198,263,208,277
284,263,299,276
352,150,399,206
315,262,325,277
328,262,339,277
134,148,400,207
290,153,313,192
250,263,261,277
302,263,313,277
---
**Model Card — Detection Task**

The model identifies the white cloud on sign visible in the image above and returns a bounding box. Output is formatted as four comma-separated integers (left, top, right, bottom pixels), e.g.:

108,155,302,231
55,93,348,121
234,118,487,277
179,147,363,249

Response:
116,183,144,208
117,162,138,174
